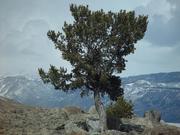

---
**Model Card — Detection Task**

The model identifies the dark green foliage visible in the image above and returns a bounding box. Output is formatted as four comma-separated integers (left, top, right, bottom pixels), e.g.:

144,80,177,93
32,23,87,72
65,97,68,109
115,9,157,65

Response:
106,97,133,118
38,4,148,100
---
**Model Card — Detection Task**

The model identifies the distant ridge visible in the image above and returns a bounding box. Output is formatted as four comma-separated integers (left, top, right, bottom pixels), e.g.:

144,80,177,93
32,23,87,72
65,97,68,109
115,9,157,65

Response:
123,71,180,83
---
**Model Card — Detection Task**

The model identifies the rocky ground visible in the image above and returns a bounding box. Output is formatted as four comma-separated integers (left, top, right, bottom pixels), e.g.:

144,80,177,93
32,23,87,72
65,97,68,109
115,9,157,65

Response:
0,96,180,135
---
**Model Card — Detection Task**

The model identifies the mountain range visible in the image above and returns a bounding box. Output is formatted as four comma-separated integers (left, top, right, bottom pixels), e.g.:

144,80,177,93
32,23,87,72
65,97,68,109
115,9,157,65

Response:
0,72,180,123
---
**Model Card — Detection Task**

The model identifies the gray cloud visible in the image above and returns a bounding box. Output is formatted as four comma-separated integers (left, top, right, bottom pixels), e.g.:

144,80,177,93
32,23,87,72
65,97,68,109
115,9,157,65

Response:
0,20,50,57
136,0,180,46
0,0,179,76
0,19,64,76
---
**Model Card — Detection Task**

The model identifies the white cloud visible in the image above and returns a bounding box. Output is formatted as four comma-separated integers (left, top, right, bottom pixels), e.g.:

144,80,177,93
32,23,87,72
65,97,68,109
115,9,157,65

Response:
135,0,180,46
122,40,180,76
0,19,71,76
136,0,173,21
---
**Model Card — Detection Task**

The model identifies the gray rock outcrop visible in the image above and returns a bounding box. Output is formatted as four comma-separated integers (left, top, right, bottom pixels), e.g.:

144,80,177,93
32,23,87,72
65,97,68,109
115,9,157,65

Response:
144,110,161,123
0,97,180,135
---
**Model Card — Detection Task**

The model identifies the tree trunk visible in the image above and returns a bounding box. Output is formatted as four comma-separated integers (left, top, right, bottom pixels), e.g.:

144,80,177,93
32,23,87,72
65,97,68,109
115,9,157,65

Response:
94,91,107,133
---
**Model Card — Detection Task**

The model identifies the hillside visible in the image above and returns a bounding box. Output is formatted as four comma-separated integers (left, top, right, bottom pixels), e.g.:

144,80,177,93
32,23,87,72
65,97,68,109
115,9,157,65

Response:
0,72,180,123
122,72,180,122
1,96,180,135
0,96,80,135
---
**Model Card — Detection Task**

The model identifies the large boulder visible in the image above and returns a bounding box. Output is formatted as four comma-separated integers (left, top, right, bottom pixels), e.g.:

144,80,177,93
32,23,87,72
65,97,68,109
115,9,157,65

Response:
105,130,127,135
105,130,140,135
86,117,100,132
107,116,122,130
64,122,89,135
121,116,153,129
144,110,161,123
88,106,98,115
143,124,180,135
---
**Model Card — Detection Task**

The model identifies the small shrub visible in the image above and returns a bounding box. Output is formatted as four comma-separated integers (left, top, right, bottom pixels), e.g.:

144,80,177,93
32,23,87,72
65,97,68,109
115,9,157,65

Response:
106,96,133,119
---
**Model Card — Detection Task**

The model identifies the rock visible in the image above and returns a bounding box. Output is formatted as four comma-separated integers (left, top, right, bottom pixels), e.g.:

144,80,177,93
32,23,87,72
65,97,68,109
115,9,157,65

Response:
144,110,161,123
66,110,100,133
62,106,85,116
107,116,144,133
107,116,122,130
128,130,139,135
88,106,98,115
65,122,89,135
105,130,127,135
119,124,144,133
143,124,180,135
1,97,180,135
86,117,100,132
121,117,153,129
86,106,101,133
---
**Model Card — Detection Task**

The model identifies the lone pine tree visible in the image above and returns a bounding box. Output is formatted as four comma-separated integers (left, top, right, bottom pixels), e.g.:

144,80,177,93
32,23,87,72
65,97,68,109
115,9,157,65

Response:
38,4,148,133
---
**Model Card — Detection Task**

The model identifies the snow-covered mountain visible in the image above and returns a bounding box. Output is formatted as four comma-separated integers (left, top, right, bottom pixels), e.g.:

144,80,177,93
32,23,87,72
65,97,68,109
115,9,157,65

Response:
0,72,180,123
122,72,180,123
123,77,180,103
0,76,93,109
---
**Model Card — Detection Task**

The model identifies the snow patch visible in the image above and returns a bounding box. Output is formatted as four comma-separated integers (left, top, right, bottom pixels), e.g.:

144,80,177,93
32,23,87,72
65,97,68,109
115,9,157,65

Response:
166,122,180,127
14,88,23,96
0,89,8,96
136,80,151,85
126,83,134,86
0,84,6,90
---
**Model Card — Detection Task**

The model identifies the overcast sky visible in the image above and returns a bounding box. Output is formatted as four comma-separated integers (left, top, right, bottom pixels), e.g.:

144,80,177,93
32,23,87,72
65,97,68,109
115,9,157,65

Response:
0,0,179,77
